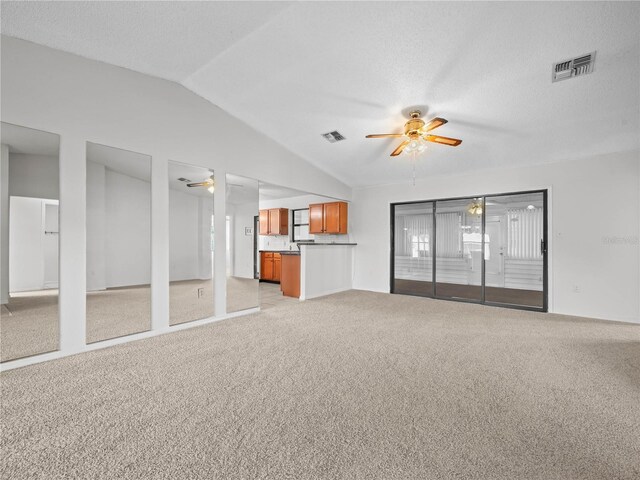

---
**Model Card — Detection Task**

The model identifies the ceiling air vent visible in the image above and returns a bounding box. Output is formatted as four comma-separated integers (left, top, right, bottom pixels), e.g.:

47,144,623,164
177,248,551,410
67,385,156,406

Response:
552,51,595,82
321,131,346,143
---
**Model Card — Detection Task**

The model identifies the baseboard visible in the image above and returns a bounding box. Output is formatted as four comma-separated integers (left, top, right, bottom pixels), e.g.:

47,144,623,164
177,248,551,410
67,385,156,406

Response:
0,307,260,372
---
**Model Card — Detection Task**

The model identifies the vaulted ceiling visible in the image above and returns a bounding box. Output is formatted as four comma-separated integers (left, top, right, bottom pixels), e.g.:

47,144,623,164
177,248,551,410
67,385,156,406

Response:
2,1,639,187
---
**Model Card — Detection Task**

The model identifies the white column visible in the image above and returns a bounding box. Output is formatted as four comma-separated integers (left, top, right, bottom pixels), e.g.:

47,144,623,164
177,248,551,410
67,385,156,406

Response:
59,135,86,352
0,144,9,304
214,171,227,317
151,155,169,330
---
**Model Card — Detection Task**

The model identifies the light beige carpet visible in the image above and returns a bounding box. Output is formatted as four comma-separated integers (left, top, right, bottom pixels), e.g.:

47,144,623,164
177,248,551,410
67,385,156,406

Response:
169,279,215,326
1,290,638,479
2,280,272,362
0,290,59,362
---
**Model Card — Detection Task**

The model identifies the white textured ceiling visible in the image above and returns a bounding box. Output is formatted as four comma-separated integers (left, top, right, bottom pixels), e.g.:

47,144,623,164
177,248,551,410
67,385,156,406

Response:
2,1,639,187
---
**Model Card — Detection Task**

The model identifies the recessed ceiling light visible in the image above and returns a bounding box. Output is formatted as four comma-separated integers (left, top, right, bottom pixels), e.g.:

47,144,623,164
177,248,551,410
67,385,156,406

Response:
527,205,536,210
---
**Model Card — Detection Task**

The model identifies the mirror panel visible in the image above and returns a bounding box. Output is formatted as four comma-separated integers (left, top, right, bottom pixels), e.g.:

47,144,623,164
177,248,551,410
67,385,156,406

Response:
1,123,60,362
86,142,151,343
168,161,214,325
226,174,259,312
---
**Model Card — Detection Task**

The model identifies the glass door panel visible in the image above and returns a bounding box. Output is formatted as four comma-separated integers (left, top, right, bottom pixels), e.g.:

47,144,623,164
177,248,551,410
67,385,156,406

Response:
484,192,545,308
393,202,434,296
434,198,483,301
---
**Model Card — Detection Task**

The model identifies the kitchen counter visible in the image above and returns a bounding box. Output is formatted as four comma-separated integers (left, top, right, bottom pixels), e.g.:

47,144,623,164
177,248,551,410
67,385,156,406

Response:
298,243,355,300
259,250,300,255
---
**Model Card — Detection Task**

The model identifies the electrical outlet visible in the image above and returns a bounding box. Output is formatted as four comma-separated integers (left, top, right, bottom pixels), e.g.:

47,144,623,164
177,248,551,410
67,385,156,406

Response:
197,288,204,298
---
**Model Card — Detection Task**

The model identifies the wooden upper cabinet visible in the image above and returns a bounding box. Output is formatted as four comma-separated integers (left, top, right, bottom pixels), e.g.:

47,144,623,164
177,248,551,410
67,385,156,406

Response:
309,201,348,234
259,208,289,235
259,209,269,235
309,203,325,234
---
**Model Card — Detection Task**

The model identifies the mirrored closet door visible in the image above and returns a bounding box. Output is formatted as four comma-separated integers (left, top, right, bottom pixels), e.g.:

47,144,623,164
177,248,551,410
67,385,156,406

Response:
86,142,151,343
226,174,259,313
1,123,60,362
168,161,214,325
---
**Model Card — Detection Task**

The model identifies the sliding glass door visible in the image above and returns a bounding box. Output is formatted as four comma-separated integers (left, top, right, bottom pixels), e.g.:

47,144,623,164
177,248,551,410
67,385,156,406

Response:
392,202,434,296
484,192,545,309
434,198,484,302
391,190,547,311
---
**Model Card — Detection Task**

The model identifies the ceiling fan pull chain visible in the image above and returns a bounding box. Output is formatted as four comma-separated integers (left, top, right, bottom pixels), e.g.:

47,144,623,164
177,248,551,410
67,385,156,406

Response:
412,151,416,186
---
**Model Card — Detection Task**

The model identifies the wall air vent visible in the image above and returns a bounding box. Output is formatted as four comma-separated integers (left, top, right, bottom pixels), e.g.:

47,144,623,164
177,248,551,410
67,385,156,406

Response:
552,51,595,82
321,131,346,143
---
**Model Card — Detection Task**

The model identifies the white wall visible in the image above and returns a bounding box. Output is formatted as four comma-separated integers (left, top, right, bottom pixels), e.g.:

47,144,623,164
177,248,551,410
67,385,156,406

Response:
0,145,9,303
8,196,44,292
105,169,151,288
169,188,213,282
8,153,59,200
0,36,351,362
228,202,256,279
86,161,106,290
351,150,640,323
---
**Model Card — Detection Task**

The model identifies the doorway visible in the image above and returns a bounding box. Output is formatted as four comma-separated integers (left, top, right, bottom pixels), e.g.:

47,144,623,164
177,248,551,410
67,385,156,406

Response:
391,190,547,311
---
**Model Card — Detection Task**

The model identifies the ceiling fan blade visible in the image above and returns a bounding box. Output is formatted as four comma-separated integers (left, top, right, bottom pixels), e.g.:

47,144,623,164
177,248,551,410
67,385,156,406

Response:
424,134,462,146
423,117,448,132
366,133,405,138
187,181,210,187
390,140,410,156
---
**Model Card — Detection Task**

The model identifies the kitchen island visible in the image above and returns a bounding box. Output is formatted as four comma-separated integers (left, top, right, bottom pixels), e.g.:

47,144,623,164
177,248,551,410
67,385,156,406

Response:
298,243,357,300
259,243,357,301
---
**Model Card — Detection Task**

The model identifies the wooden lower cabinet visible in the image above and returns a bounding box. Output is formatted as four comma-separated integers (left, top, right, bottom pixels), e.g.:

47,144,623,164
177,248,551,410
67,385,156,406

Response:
260,252,281,282
280,254,300,298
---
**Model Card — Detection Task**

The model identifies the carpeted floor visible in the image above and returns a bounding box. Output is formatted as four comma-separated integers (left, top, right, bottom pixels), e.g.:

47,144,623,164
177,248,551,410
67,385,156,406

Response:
1,290,638,479
0,290,59,362
1,279,273,362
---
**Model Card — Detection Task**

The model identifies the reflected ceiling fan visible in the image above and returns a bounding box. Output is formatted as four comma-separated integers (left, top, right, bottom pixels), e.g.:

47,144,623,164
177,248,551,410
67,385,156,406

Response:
187,175,244,194
187,175,215,193
366,110,462,156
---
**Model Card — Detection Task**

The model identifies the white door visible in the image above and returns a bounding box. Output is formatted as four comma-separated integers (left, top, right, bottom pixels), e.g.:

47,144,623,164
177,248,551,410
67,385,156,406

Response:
484,218,505,287
43,202,59,288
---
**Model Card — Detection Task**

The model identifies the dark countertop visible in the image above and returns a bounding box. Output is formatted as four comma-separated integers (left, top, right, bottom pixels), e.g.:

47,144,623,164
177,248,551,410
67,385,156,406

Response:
297,242,357,246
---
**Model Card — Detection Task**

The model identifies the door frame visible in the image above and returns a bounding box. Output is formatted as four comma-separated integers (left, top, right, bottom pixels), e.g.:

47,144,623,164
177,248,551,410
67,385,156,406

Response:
253,215,259,279
390,189,548,312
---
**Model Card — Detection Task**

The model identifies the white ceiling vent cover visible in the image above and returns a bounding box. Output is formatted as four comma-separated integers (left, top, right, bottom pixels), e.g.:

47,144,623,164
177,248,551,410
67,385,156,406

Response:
552,52,596,82
322,131,346,143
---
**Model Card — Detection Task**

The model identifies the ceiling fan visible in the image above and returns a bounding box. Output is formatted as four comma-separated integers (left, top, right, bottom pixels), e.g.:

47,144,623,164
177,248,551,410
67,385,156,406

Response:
187,175,215,193
187,176,245,193
366,110,462,156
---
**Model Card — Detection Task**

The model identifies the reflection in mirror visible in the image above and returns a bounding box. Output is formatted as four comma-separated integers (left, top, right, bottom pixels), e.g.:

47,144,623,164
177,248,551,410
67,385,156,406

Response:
168,162,214,325
1,123,60,362
226,174,259,312
86,142,151,343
